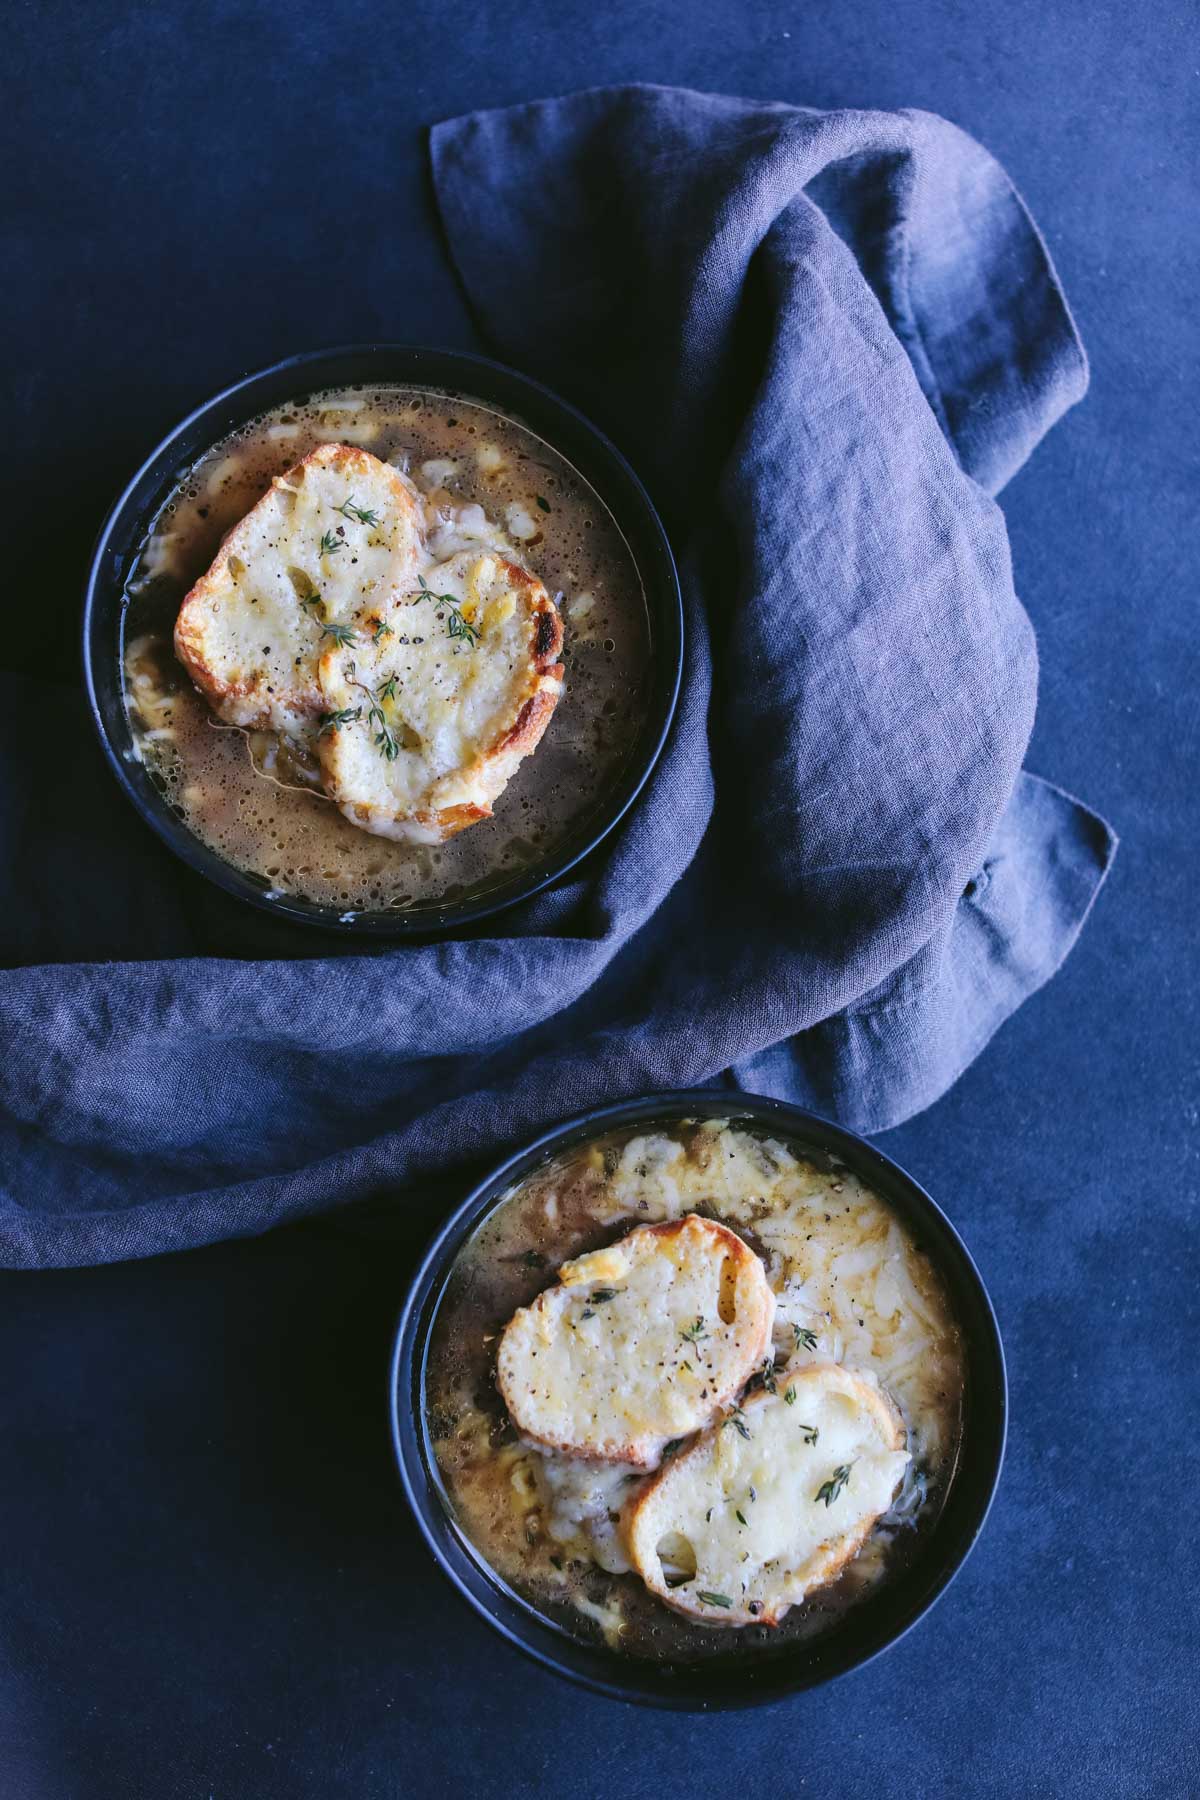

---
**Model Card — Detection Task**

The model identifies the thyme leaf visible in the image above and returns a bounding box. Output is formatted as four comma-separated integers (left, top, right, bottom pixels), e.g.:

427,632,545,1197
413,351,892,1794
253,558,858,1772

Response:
679,1317,708,1344
793,1326,819,1351
339,669,404,762
446,605,481,646
412,579,482,646
589,1288,618,1304
366,702,399,762
321,622,355,647
319,529,345,555
697,1591,732,1609
337,496,383,528
316,706,362,737
784,1386,796,1406
816,1463,853,1507
725,1409,752,1442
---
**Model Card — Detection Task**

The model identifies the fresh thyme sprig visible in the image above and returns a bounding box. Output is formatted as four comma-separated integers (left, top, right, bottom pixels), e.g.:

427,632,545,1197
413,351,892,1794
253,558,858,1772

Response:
319,529,345,555
370,709,400,761
446,606,481,646
333,668,405,763
680,1317,708,1344
337,496,383,528
412,579,481,647
363,680,400,762
317,707,362,738
725,1408,752,1442
321,622,355,647
816,1463,853,1507
793,1326,819,1352
373,619,394,643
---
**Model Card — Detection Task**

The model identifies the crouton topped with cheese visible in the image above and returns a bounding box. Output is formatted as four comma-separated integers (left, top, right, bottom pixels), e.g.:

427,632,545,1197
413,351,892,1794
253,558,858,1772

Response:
495,1214,776,1469
173,444,565,841
624,1361,910,1626
317,549,564,844
174,443,423,735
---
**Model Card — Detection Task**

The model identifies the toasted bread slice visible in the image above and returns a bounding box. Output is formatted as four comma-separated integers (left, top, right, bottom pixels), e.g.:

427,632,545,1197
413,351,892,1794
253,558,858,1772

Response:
174,444,421,733
316,550,564,844
496,1215,775,1469
624,1361,909,1626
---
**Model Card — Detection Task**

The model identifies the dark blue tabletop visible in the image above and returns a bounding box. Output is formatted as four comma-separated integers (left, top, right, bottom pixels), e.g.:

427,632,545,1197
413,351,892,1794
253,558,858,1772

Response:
3,3,1197,1796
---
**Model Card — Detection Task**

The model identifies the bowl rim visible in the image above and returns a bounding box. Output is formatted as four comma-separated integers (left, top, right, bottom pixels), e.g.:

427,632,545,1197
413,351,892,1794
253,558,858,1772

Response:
388,1088,1008,1710
81,342,684,938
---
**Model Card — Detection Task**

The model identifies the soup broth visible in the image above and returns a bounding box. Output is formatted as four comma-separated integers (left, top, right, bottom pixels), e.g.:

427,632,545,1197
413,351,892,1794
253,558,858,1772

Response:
425,1118,965,1664
121,385,652,914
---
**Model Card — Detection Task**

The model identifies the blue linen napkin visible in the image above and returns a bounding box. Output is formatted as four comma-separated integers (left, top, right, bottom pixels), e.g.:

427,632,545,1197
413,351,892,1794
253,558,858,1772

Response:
0,85,1114,1268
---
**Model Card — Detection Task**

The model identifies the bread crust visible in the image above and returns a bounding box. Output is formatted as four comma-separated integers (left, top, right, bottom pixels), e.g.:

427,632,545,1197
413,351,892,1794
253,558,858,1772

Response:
624,1361,906,1627
495,1214,775,1468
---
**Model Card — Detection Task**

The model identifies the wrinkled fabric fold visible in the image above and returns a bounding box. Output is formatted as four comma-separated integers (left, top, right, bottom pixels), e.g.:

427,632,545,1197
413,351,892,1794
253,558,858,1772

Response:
0,85,1113,1268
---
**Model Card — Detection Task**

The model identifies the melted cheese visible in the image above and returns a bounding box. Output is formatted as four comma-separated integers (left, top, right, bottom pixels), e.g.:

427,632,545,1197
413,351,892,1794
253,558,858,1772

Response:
174,445,421,734
495,1214,775,1467
626,1362,909,1626
427,1119,964,1651
316,550,560,842
595,1126,959,1473
535,1454,639,1573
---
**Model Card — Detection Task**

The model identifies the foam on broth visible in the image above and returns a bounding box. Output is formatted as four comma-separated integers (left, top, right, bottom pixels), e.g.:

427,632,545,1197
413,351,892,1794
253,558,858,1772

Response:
424,1118,966,1664
121,385,652,913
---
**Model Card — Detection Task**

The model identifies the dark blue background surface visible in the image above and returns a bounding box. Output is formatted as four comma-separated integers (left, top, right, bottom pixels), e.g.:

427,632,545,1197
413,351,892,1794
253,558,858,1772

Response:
3,3,1196,1796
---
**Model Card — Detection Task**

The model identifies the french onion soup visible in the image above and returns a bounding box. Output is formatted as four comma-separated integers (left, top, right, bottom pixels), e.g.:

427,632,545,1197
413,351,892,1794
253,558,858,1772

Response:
121,386,651,913
424,1118,965,1662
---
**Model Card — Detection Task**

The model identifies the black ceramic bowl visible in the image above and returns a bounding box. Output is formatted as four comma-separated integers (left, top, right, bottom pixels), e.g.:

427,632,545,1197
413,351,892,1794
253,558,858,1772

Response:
390,1090,1007,1710
82,345,683,936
